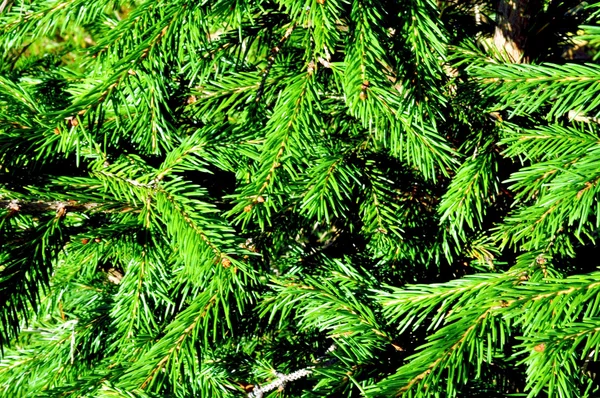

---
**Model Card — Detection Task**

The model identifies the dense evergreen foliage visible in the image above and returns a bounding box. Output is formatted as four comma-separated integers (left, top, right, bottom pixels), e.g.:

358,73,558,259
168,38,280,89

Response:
2,0,600,396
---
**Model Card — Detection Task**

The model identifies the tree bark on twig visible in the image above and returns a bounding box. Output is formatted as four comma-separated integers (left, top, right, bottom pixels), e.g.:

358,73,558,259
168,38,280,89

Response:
0,200,132,215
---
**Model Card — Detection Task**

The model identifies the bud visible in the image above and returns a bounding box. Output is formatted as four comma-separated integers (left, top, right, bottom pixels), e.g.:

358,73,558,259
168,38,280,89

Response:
221,257,232,268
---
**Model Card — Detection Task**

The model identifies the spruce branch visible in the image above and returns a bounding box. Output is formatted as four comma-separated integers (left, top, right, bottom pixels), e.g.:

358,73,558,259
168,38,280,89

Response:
3,1,600,396
0,219,66,349
471,63,600,119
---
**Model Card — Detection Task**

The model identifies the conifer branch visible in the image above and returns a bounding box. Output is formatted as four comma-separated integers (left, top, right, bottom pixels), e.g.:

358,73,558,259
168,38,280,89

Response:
3,1,600,396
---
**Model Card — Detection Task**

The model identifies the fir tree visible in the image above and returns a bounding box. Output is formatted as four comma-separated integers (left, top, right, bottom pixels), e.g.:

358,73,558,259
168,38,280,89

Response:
1,0,600,397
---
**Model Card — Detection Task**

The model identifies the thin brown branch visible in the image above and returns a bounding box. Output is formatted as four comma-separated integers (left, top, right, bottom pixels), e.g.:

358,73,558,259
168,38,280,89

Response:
1,200,132,214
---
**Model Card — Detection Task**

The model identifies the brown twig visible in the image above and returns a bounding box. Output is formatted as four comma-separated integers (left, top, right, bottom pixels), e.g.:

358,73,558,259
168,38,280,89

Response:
1,200,130,215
